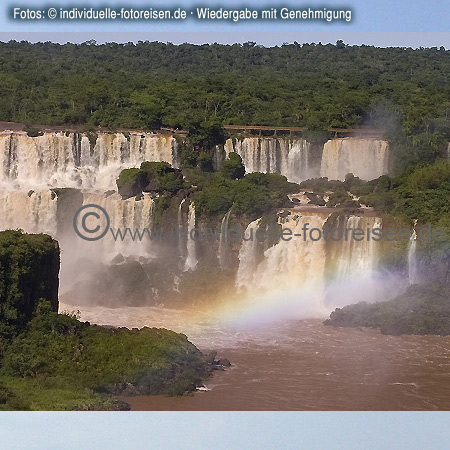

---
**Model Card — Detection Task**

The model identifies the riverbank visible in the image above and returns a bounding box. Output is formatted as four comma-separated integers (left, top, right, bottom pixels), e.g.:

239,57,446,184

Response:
65,305,450,411
0,309,218,411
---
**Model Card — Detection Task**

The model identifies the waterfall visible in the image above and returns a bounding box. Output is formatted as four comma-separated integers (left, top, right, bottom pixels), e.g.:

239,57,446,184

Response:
75,192,154,260
408,229,418,285
0,131,178,191
320,138,389,181
224,137,315,183
178,198,186,263
0,127,395,312
213,145,224,170
235,213,331,317
250,214,329,290
0,189,58,235
234,212,386,316
333,216,381,280
0,129,178,304
285,140,310,182
225,137,389,183
235,219,261,289
218,208,232,268
323,215,390,308
184,201,197,271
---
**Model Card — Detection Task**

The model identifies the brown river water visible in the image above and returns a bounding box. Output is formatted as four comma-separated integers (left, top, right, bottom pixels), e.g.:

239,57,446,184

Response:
60,304,450,411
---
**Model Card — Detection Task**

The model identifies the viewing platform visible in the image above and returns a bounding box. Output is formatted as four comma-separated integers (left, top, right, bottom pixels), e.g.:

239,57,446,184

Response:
224,125,305,136
224,125,385,138
0,121,384,139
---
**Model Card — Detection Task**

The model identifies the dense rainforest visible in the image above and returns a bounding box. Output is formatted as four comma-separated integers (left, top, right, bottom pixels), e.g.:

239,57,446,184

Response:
1,40,450,170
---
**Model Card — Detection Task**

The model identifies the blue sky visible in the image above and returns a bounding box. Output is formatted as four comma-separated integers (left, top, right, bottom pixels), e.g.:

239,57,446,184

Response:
1,412,449,449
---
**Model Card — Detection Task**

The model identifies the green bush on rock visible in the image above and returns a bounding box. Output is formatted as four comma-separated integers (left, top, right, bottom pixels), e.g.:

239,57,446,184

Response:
117,162,184,199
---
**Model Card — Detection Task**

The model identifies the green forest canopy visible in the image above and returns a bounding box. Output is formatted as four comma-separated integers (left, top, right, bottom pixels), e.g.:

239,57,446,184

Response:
1,40,450,137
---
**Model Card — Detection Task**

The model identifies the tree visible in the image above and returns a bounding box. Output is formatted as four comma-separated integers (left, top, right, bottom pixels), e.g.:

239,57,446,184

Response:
220,152,245,180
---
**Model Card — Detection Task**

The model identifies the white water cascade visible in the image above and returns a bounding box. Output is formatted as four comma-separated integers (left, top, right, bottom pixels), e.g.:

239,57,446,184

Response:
77,192,155,261
224,137,315,183
225,137,389,183
218,209,232,268
320,138,389,181
235,213,385,317
0,130,177,287
333,216,382,280
408,229,418,285
0,131,178,191
0,189,58,235
235,219,261,289
235,213,331,317
177,198,186,263
184,202,198,271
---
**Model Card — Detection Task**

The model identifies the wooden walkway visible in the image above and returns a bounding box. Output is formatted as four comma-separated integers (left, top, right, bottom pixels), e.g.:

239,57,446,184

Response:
223,125,384,137
0,121,383,138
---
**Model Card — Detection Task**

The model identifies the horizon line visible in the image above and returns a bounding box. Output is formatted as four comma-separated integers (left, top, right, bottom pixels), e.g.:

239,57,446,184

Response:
2,32,450,49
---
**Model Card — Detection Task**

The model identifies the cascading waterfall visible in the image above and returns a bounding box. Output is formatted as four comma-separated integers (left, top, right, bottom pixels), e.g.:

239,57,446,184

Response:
0,128,397,312
408,228,418,285
248,214,329,292
77,192,155,261
177,199,186,263
320,138,389,181
321,215,385,307
224,138,315,183
234,213,385,317
333,216,381,280
0,189,58,235
184,202,198,271
225,137,389,183
0,130,173,293
213,145,224,171
234,213,331,319
235,219,262,289
0,131,178,191
218,208,232,268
